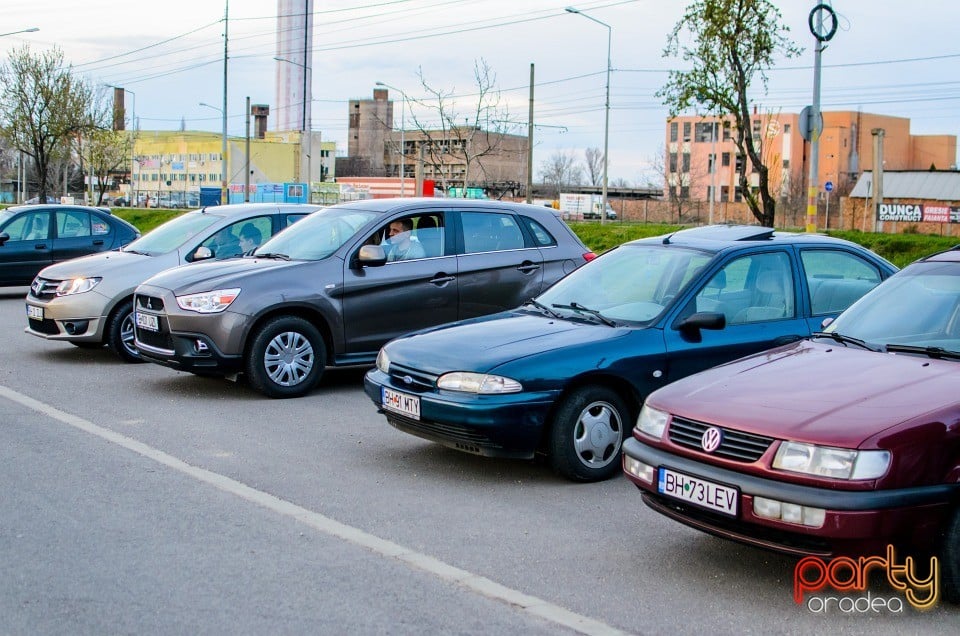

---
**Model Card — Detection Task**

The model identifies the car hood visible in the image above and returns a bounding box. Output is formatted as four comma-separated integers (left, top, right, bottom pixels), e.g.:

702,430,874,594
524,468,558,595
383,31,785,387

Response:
142,257,301,293
36,249,153,280
387,312,632,374
650,340,960,448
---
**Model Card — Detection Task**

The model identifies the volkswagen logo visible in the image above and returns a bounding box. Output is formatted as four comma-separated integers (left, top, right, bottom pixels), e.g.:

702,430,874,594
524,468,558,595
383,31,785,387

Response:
701,427,723,453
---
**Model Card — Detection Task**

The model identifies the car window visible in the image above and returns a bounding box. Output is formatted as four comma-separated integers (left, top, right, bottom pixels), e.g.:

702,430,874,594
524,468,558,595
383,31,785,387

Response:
123,211,224,256
255,207,377,261
200,216,273,259
801,249,883,315
538,244,712,324
461,212,525,253
691,251,795,325
284,214,309,228
519,217,557,247
363,214,436,262
56,210,92,238
5,211,51,241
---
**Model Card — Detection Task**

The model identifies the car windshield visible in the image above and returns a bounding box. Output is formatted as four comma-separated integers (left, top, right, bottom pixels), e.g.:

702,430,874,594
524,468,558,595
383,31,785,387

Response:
121,210,223,256
253,206,378,261
825,259,960,355
536,243,713,325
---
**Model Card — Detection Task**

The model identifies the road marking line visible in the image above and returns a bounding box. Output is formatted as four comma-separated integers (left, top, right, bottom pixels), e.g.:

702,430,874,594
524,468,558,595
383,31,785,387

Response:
0,385,629,636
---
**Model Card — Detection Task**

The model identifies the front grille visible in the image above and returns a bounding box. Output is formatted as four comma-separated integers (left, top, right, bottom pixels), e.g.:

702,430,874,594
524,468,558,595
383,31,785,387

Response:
28,317,60,335
387,363,438,392
386,412,498,455
29,277,59,299
669,416,774,462
136,294,165,311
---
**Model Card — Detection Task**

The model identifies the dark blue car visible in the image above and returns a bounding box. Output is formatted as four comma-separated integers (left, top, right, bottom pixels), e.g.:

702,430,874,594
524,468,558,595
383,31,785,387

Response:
364,225,898,482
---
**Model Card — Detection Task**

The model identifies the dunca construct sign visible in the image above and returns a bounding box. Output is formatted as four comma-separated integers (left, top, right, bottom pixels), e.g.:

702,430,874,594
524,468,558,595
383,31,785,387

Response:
877,203,960,223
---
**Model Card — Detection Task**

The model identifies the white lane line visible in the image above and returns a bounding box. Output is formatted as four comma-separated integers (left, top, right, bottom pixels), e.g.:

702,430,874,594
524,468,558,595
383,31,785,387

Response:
0,385,630,636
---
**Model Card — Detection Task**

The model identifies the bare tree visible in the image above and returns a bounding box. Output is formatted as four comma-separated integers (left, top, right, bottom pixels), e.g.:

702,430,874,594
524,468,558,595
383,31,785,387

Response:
650,143,709,222
538,150,583,200
407,59,520,195
657,0,802,226
0,45,97,202
77,128,135,205
584,147,604,187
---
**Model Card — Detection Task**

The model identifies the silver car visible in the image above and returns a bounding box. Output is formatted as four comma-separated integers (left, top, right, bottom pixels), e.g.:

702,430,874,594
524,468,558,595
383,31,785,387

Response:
25,203,322,362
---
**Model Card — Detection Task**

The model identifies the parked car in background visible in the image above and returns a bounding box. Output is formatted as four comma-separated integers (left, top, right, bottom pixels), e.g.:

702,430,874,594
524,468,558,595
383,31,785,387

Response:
25,203,321,362
623,247,960,602
133,198,595,398
1,204,139,287
364,225,897,482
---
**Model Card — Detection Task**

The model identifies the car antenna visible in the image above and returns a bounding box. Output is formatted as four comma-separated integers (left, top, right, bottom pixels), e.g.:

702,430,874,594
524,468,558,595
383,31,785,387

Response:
662,233,674,245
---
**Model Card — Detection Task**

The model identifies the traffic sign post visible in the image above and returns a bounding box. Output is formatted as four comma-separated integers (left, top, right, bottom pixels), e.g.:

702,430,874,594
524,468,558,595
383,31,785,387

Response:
824,181,833,229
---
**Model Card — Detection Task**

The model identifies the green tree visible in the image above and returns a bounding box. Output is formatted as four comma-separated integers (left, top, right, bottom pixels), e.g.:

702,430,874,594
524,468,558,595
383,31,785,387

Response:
0,45,97,203
658,0,802,227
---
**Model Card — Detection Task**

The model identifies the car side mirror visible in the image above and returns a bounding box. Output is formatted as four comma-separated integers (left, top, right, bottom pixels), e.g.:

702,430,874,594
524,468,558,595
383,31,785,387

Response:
192,246,215,262
820,316,834,330
0,231,8,246
355,244,387,268
676,311,726,342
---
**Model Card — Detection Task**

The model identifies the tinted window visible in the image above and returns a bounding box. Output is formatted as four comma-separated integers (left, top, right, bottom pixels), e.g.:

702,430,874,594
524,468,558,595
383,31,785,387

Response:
461,212,524,254
520,217,556,247
4,211,50,241
801,249,883,315
56,210,91,238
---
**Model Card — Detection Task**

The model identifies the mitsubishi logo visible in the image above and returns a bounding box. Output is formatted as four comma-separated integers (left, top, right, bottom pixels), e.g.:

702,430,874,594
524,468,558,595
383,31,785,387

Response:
701,427,723,453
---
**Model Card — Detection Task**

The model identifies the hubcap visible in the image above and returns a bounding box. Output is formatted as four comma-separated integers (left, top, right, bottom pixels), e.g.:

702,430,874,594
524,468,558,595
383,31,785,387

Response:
121,313,138,357
572,400,623,469
263,331,314,386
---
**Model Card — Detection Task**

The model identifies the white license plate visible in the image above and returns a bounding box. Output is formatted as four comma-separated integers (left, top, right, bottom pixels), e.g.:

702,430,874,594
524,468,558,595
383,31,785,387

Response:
382,387,420,420
658,467,738,516
136,311,159,332
26,304,43,320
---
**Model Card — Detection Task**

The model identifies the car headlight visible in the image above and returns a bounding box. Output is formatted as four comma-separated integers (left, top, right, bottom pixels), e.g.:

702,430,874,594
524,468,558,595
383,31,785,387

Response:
635,404,669,440
773,441,890,480
436,372,522,394
175,288,240,313
376,348,391,374
56,277,102,296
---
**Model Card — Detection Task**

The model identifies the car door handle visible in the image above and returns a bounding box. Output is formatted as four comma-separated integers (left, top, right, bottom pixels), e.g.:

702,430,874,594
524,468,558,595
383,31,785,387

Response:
34,243,47,250
516,261,541,273
430,274,456,285
93,239,104,246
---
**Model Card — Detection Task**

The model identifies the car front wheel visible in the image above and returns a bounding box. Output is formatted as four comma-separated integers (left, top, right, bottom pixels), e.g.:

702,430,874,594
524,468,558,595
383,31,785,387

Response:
245,316,325,398
107,300,144,363
549,386,629,482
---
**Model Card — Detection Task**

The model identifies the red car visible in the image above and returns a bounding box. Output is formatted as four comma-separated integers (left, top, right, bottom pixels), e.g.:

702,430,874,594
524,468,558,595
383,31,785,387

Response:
623,247,960,602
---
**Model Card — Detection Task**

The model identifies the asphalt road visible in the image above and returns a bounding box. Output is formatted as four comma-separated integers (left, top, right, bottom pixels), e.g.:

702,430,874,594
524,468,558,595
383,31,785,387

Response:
1,287,957,635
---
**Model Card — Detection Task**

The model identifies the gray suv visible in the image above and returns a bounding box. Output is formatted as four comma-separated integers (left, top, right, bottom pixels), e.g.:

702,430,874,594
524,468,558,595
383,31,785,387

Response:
25,203,323,361
133,198,595,398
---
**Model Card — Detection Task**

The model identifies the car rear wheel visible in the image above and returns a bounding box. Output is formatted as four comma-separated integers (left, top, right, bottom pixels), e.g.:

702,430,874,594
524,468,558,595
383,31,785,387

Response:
549,386,629,482
245,316,325,398
107,300,144,363
942,506,960,604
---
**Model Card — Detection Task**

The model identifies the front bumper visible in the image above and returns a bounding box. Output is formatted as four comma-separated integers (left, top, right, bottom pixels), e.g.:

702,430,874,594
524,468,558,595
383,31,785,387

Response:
363,368,558,458
24,292,111,343
622,437,959,557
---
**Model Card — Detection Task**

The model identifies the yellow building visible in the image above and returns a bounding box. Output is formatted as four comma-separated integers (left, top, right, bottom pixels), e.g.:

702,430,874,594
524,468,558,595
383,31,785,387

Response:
128,130,333,205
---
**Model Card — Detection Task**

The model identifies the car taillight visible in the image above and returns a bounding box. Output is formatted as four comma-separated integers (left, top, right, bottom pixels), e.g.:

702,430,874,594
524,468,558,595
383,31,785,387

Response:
583,251,597,262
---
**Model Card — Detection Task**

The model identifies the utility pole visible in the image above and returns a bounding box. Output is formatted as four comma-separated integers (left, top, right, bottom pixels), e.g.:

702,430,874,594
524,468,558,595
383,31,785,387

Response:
526,63,534,204
805,3,837,233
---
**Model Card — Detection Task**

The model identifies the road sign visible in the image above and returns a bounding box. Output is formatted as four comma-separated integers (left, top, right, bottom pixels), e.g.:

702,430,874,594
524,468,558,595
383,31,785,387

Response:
824,181,833,192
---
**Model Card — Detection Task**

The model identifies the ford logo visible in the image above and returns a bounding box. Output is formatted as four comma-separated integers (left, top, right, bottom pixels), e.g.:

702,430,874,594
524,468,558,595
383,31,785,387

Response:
701,426,723,453
402,375,414,385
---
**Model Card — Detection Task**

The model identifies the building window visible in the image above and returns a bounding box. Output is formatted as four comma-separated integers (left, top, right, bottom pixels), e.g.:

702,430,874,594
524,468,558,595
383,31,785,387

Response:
682,122,691,141
681,153,690,172
752,119,761,138
721,186,730,202
695,122,716,142
669,186,677,199
670,122,678,142
708,153,716,174
722,121,731,141
669,152,678,173
782,159,790,169
680,186,690,199
722,152,731,167
734,186,743,202
783,123,791,134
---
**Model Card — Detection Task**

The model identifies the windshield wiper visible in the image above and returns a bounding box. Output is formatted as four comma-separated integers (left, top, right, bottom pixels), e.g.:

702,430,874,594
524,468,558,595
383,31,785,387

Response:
523,298,563,319
812,331,879,351
884,344,960,360
551,301,617,327
122,248,150,256
253,252,290,261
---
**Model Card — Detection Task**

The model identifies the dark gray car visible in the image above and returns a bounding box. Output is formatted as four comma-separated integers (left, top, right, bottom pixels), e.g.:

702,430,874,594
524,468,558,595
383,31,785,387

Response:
133,198,595,398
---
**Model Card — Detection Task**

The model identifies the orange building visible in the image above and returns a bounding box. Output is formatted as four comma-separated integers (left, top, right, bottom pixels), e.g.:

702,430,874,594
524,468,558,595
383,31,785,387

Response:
665,111,957,204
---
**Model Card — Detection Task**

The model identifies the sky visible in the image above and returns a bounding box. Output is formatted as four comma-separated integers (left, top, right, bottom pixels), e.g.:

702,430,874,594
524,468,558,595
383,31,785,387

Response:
3,0,960,185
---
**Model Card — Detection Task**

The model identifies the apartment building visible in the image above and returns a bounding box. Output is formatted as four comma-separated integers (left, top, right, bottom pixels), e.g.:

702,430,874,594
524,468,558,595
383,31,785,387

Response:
665,111,957,203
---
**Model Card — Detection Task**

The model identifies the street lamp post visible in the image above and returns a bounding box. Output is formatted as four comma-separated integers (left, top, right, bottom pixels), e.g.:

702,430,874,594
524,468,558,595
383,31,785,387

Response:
200,101,228,205
565,7,611,225
0,27,38,38
375,81,408,197
274,56,312,198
